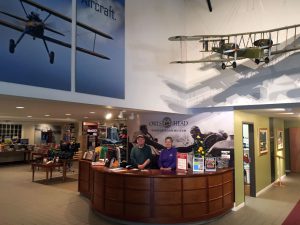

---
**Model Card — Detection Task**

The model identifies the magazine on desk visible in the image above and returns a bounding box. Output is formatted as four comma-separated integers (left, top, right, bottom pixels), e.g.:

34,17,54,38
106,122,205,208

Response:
205,157,217,172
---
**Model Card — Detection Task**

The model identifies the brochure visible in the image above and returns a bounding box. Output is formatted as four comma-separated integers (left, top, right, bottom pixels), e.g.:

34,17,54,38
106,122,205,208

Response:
205,157,217,172
177,153,188,171
193,156,204,172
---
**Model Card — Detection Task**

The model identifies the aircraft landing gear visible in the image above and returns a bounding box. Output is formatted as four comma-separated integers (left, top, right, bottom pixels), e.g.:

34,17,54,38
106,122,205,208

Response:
9,39,15,53
264,57,270,64
221,63,226,70
49,51,55,64
221,61,237,69
255,58,260,65
232,61,237,68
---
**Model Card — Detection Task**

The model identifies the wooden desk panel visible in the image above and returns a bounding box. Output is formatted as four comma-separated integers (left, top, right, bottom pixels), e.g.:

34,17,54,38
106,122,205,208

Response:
86,164,234,224
183,177,207,190
125,189,150,204
183,203,208,218
183,189,207,203
154,191,181,205
125,203,150,218
154,178,181,191
78,160,92,198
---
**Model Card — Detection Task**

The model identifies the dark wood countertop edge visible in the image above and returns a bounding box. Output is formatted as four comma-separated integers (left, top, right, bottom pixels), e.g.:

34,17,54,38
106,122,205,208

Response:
91,166,233,178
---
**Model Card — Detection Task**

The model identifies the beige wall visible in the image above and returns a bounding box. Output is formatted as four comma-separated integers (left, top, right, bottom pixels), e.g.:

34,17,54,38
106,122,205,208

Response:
21,123,35,145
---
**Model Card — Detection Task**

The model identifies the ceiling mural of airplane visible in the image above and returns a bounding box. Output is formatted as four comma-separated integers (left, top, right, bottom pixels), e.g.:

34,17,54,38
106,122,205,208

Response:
169,24,300,69
0,0,112,64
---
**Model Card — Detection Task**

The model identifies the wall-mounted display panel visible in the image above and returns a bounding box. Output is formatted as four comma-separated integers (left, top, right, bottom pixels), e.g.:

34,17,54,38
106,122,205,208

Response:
259,128,268,155
76,0,125,99
0,0,72,91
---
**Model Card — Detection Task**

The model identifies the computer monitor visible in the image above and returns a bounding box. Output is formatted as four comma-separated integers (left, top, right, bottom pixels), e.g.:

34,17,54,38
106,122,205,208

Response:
20,139,29,145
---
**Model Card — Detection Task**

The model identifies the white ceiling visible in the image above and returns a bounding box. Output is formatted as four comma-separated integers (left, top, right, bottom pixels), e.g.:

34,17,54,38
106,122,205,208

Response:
238,107,300,120
1,95,300,123
0,95,143,122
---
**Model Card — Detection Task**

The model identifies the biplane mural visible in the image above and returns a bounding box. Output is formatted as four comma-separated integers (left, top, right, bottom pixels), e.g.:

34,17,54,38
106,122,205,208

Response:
0,0,125,99
76,0,125,99
169,24,300,69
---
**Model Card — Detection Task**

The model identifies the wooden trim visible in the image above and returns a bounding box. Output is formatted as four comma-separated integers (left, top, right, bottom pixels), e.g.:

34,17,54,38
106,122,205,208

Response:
87,167,233,224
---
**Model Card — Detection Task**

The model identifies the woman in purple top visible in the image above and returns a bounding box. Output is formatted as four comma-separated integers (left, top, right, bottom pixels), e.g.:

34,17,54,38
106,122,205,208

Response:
158,137,177,170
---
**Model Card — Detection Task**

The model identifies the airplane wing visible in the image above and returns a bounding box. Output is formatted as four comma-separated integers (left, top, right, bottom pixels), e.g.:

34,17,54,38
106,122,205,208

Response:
170,57,245,64
169,35,230,41
21,0,113,40
0,19,110,60
43,35,110,60
169,24,300,41
0,19,23,32
271,46,300,55
0,10,27,22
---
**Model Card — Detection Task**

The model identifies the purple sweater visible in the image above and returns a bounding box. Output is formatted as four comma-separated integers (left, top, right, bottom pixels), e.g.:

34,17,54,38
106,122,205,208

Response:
158,147,177,170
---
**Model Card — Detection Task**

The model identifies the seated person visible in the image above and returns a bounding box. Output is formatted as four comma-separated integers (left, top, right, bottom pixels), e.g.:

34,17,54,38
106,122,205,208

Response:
130,135,151,169
158,137,177,170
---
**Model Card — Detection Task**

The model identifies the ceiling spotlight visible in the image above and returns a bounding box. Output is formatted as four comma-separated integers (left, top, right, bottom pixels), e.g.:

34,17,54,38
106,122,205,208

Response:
16,106,24,109
84,116,89,119
89,111,95,114
105,112,112,120
129,112,135,120
65,113,71,116
278,112,294,115
27,116,32,118
268,108,285,111
44,114,50,117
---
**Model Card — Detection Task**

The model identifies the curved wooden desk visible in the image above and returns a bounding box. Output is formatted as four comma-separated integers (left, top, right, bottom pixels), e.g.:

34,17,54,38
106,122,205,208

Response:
89,165,234,224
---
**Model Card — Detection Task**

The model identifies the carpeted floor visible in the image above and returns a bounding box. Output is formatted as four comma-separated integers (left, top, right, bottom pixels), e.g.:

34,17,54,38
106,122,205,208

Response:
282,199,300,225
1,164,300,225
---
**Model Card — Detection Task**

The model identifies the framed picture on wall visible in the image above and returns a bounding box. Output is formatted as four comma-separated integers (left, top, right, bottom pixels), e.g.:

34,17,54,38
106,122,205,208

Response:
277,129,284,151
259,128,268,155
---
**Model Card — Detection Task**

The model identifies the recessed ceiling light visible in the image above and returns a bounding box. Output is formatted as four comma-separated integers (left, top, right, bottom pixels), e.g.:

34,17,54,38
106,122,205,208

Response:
65,113,71,116
27,116,32,118
44,114,50,117
84,116,89,119
279,112,294,115
105,112,112,120
89,112,95,114
268,108,285,111
16,106,24,109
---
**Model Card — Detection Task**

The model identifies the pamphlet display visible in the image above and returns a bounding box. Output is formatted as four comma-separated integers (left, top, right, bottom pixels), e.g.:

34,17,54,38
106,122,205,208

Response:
193,156,204,172
177,153,188,171
205,157,217,172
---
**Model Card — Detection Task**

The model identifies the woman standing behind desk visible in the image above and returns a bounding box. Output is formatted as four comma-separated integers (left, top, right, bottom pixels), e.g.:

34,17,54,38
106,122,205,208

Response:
158,137,177,171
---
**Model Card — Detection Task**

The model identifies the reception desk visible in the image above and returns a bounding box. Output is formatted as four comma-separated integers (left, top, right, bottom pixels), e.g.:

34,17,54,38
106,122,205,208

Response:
78,160,234,224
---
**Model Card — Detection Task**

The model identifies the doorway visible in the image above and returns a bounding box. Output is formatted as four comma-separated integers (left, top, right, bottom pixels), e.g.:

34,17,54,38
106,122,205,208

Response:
242,123,256,197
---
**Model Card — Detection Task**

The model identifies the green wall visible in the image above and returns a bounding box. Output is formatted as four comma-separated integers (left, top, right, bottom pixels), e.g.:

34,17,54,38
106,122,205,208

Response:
234,111,271,206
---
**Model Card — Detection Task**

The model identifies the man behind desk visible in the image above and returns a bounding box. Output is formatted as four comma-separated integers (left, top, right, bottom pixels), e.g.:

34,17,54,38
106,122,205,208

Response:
130,135,151,169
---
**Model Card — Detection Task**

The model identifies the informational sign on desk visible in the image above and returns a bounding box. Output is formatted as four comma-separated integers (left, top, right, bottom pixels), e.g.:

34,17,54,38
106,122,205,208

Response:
193,156,204,172
177,153,188,171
